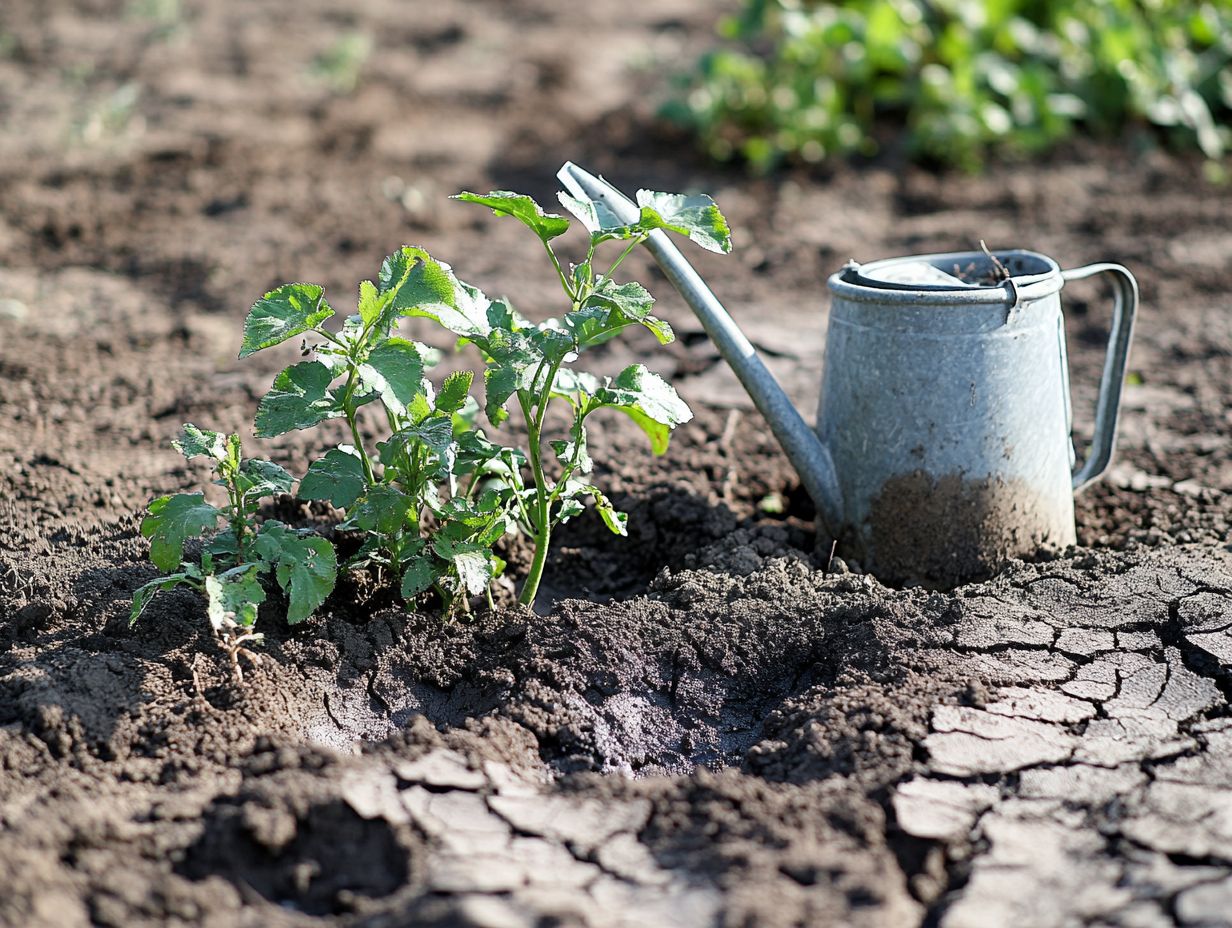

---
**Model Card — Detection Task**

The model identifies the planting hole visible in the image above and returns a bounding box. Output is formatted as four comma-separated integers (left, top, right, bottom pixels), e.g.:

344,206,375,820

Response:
180,798,408,915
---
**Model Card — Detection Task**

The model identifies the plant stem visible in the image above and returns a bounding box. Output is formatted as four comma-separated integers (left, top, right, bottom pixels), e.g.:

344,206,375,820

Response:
547,409,587,511
224,470,249,560
543,242,575,301
517,392,550,607
516,351,568,607
340,366,376,485
315,327,347,348
598,237,643,287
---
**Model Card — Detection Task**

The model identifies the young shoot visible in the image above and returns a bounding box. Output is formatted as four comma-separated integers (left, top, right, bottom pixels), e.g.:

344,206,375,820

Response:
239,248,520,612
133,179,733,642
131,424,337,681
451,187,732,607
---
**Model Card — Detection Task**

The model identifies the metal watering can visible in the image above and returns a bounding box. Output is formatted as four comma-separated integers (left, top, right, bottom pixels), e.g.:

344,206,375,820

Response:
557,163,1138,587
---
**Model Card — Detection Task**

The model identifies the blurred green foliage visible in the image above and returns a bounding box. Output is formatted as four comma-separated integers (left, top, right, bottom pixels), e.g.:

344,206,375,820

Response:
310,31,372,94
667,0,1232,170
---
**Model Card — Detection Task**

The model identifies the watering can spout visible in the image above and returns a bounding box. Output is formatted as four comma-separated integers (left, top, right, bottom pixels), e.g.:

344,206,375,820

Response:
557,162,845,536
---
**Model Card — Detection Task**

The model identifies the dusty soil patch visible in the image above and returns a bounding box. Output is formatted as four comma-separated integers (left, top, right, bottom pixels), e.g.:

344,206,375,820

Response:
2,1,1231,926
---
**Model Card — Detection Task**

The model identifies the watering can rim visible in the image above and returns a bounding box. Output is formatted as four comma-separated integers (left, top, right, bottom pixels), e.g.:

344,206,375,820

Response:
831,249,1064,306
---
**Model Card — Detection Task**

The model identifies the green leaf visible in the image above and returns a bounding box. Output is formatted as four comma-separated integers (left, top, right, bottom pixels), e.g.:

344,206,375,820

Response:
635,191,733,254
454,430,511,477
486,299,529,334
407,390,435,425
453,190,571,243
388,246,448,304
354,485,411,535
452,550,493,595
375,246,461,336
591,364,692,455
254,361,339,437
357,279,396,330
174,423,227,461
275,535,336,625
400,555,439,599
479,329,544,425
141,492,222,572
435,370,473,414
589,279,655,317
299,448,367,508
224,433,243,471
568,279,674,348
563,304,620,349
551,369,600,406
240,283,334,357
341,535,385,570
483,364,519,426
436,494,501,533
393,250,492,338
636,315,674,345
586,486,629,537
359,338,425,417
130,571,197,625
556,498,585,522
205,564,266,631
238,459,295,502
203,531,241,570
592,279,674,344
378,246,416,294
557,191,601,233
550,432,592,475
381,417,455,464
531,326,574,364
599,506,629,536
254,521,337,624
432,537,494,595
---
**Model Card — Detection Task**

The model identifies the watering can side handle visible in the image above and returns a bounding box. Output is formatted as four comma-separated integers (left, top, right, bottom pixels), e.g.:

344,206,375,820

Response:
555,162,845,534
1062,263,1139,492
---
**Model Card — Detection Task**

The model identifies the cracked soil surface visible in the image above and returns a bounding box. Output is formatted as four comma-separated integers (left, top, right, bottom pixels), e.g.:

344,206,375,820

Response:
2,1,1232,926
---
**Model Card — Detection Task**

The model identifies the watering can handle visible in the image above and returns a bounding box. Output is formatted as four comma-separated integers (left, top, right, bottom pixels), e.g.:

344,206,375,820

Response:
1062,263,1139,491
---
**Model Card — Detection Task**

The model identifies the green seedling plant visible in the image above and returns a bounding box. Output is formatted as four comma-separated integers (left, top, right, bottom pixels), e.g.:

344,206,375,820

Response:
672,0,1232,171
239,247,526,611
133,181,732,645
451,188,732,606
131,424,337,681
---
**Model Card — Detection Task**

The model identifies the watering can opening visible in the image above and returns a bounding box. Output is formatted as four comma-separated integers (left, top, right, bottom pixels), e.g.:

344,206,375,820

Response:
836,250,1065,307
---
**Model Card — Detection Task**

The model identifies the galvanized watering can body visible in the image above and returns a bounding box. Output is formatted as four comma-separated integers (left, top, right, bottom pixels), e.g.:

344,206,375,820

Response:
822,251,1135,585
557,164,1138,587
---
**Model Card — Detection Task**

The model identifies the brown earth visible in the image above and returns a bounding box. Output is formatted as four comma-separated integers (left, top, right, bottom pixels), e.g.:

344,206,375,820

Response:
2,1,1232,926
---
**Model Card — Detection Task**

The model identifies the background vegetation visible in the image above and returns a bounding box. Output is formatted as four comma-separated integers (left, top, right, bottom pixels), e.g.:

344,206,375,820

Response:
669,0,1232,170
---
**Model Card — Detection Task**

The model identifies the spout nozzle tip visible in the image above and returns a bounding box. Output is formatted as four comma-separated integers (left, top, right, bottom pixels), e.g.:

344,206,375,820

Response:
554,161,640,226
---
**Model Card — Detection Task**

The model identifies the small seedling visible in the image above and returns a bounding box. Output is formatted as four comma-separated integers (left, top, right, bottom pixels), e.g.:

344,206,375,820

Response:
131,424,337,681
134,181,732,643
450,188,731,606
673,0,1232,170
310,31,372,94
238,248,516,611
